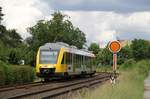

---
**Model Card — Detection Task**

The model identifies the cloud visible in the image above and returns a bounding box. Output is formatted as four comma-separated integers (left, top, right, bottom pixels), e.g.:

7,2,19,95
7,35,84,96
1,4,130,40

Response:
49,0,150,12
63,11,150,46
1,0,150,48
1,0,51,38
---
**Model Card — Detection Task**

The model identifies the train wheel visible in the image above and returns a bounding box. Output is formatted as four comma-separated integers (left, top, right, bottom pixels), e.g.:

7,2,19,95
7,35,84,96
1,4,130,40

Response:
81,71,86,78
64,72,72,80
89,73,93,77
44,78,49,82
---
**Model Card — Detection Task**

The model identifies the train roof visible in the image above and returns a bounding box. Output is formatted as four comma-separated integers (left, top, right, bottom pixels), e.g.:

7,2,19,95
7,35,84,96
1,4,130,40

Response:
40,42,95,57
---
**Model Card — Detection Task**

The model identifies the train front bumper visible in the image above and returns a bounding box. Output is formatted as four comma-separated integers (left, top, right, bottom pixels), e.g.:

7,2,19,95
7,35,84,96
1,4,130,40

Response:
36,68,66,78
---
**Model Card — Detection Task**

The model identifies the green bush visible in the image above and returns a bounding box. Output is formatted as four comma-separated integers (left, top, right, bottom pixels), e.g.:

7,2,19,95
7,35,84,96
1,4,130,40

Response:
0,42,9,63
0,61,35,85
7,65,35,84
135,60,150,77
96,66,112,72
131,39,150,61
120,59,136,69
0,63,5,85
121,59,150,79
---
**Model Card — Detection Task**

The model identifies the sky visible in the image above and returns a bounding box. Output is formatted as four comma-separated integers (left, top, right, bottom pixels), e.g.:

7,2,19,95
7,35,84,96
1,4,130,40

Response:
1,0,150,47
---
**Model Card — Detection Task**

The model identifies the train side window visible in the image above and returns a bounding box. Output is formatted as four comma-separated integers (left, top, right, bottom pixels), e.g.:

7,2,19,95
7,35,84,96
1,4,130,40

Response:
83,56,85,65
71,53,73,65
77,55,80,68
66,53,68,64
92,57,94,66
82,56,84,65
66,53,69,64
80,55,82,65
78,55,80,66
73,54,75,64
66,52,73,65
84,56,86,65
70,53,72,64
91,58,93,66
85,56,87,65
86,57,90,68
61,54,65,64
90,57,92,67
79,55,82,66
89,57,91,67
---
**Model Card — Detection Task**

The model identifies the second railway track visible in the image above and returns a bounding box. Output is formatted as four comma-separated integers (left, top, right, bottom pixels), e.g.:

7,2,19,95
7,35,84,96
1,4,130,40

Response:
0,72,112,99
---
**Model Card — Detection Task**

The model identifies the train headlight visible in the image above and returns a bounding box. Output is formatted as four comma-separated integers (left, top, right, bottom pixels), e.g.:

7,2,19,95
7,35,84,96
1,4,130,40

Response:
43,65,48,68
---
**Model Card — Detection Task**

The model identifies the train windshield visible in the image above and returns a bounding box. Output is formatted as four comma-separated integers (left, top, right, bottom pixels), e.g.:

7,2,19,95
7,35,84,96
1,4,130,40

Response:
40,50,58,64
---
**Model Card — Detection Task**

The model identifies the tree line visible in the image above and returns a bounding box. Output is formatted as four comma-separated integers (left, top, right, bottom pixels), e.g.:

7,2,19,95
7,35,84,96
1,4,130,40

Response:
88,39,150,67
0,7,86,65
0,6,150,66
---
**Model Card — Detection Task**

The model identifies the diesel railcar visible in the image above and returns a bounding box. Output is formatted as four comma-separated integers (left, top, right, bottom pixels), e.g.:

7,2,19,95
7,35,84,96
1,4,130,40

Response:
36,42,96,80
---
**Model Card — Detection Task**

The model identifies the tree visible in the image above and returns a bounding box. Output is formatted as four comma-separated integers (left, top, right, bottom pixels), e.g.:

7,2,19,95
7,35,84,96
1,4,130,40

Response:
131,39,150,60
25,12,86,66
117,45,133,64
96,48,112,66
0,7,22,48
27,12,86,51
6,29,22,47
0,7,4,24
0,7,24,64
0,29,22,48
96,44,134,66
88,43,100,55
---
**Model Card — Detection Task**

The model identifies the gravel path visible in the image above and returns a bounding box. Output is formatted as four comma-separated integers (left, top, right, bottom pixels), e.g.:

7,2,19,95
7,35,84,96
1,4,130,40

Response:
144,73,150,99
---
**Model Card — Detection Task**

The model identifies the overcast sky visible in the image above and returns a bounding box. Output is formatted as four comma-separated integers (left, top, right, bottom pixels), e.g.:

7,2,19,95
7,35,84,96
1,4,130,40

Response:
1,0,150,46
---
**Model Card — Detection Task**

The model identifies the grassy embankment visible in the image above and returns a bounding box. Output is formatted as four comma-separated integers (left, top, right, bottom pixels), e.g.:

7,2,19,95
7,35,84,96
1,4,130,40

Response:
0,61,35,86
73,59,150,99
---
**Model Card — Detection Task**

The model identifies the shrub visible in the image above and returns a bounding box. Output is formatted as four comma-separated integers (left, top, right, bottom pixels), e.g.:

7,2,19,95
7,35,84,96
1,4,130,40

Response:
8,48,22,65
135,60,150,77
121,59,150,79
0,61,35,85
5,67,14,84
7,65,35,84
0,65,5,85
131,39,150,61
120,59,136,69
18,66,35,83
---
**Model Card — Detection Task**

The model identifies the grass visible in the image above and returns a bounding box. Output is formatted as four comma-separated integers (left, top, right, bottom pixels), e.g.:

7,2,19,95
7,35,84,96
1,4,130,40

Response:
96,66,112,72
72,60,150,99
73,70,144,99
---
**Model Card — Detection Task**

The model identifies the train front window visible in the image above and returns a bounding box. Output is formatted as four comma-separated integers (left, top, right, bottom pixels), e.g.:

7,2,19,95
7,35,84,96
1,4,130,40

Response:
40,50,58,64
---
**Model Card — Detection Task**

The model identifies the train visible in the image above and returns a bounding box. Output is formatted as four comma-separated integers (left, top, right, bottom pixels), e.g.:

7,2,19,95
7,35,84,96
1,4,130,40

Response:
36,42,96,81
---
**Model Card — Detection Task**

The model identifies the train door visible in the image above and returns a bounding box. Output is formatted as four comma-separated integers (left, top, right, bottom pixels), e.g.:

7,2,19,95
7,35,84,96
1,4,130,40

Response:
85,57,91,73
81,55,84,72
75,55,82,73
82,56,86,72
66,53,74,74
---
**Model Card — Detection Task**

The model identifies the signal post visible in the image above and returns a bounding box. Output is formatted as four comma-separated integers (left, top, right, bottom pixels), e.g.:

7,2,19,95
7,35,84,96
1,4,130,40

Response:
108,40,121,84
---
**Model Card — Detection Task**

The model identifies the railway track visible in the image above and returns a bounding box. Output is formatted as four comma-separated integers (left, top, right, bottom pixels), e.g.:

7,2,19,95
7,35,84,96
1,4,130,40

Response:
0,72,107,92
0,72,112,99
0,82,44,92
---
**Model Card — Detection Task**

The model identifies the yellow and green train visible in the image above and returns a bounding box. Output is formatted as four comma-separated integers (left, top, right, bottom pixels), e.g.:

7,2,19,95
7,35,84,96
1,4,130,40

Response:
36,42,96,80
